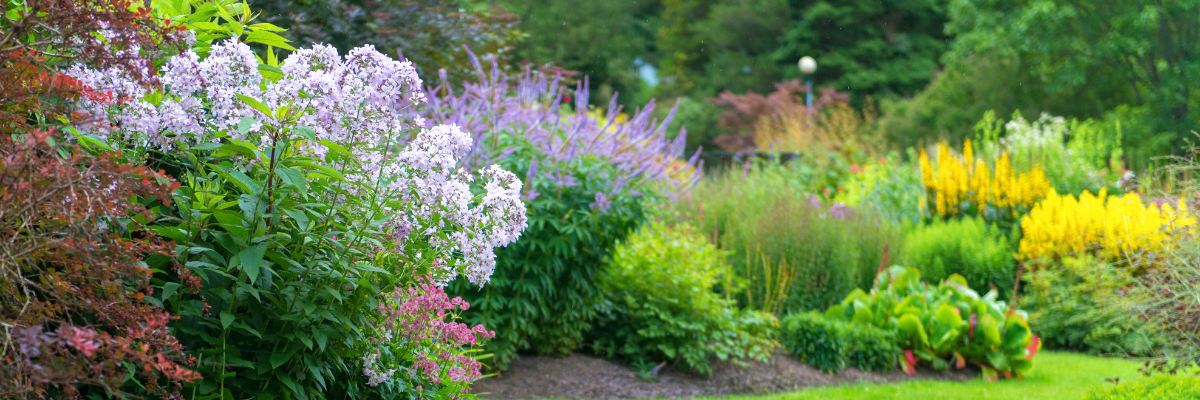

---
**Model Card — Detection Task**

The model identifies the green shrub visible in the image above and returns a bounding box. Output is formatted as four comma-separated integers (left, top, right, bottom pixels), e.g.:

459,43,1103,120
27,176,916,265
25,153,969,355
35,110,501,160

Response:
780,312,849,373
779,312,900,373
675,160,903,313
845,322,903,373
1084,375,1200,400
901,217,1016,300
591,221,776,375
449,134,651,370
826,266,1040,379
1021,256,1157,356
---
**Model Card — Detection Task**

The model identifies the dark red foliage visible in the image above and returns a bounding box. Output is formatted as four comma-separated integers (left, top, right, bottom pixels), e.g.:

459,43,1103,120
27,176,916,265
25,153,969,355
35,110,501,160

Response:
0,130,198,399
710,81,850,134
0,0,184,132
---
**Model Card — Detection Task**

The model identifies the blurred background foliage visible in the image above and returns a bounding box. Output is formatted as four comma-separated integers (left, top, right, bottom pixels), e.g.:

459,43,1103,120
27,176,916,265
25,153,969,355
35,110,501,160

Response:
251,0,1197,167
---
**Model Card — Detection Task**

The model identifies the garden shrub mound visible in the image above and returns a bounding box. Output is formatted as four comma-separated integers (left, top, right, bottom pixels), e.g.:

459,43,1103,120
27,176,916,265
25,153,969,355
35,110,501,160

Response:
780,312,900,373
591,221,775,375
471,351,975,399
1084,375,1200,400
901,217,1016,299
1020,256,1157,356
824,266,1040,379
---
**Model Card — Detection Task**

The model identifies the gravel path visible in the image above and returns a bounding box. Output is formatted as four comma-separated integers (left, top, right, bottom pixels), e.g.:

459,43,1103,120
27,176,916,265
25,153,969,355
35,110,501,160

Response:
473,351,977,399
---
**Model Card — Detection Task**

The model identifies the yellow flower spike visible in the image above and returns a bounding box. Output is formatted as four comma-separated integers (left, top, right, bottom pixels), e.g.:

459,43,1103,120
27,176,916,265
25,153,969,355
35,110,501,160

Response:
919,149,935,190
970,158,990,207
963,138,974,171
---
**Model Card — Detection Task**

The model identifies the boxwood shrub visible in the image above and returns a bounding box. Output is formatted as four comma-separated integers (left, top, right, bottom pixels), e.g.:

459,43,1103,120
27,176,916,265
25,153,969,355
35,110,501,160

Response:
779,311,900,373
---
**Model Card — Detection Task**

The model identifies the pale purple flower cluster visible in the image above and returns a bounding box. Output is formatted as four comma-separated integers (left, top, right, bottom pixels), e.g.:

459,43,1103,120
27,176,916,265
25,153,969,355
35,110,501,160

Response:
67,40,527,286
387,126,527,285
421,49,702,205
68,40,266,148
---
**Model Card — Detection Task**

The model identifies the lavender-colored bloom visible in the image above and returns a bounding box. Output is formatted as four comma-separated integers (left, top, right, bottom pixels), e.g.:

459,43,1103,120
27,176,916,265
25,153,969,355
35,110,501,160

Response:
590,191,613,213
828,202,849,219
421,48,701,202
67,40,528,287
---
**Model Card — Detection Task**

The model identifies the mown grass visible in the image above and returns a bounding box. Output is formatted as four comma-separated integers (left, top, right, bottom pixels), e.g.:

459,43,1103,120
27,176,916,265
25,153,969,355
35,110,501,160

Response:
708,352,1144,400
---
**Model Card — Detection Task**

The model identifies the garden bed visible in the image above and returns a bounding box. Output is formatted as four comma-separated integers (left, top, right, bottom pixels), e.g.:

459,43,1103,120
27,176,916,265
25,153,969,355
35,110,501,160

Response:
472,351,975,399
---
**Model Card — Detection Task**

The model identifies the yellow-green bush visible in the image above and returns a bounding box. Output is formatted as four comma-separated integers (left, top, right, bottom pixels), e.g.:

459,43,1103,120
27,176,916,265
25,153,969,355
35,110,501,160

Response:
1085,375,1200,400
591,221,777,375
901,217,1017,299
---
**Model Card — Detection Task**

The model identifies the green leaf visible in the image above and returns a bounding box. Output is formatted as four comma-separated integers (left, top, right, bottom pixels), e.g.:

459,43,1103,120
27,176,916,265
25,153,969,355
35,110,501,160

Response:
236,94,272,117
220,311,235,329
276,166,308,196
269,351,289,369
318,139,354,157
76,134,114,151
851,307,874,325
258,63,283,75
161,282,182,301
226,169,262,195
239,244,267,282
312,328,328,350
981,314,1002,347
190,21,221,31
287,161,345,181
275,371,306,399
238,116,256,135
249,22,287,32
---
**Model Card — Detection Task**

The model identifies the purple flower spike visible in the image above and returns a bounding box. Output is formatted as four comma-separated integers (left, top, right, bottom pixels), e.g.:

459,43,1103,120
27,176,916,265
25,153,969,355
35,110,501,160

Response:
590,191,613,213
422,46,701,200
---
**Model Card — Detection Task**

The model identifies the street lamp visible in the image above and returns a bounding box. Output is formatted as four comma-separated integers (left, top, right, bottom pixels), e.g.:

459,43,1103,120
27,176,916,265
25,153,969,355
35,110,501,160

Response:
798,56,817,108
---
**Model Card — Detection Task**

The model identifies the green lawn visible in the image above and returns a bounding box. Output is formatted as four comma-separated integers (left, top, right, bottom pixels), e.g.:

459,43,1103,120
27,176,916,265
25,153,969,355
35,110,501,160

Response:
716,352,1144,400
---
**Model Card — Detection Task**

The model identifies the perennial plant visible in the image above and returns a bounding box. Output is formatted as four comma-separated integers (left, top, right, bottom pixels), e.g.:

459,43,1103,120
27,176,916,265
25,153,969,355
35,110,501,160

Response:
919,140,1052,221
65,37,527,398
431,54,699,370
1017,189,1194,266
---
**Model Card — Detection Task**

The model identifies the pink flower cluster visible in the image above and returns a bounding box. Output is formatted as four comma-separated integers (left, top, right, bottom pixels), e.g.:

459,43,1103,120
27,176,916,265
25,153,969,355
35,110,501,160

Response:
364,276,495,387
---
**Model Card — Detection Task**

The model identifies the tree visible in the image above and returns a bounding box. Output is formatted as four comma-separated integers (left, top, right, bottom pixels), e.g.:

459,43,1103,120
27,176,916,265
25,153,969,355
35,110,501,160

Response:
252,0,521,88
500,0,662,106
774,0,950,103
945,0,1199,156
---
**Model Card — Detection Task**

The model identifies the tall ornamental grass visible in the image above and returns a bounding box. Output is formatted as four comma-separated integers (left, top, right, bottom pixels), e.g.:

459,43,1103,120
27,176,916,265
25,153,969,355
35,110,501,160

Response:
675,161,901,313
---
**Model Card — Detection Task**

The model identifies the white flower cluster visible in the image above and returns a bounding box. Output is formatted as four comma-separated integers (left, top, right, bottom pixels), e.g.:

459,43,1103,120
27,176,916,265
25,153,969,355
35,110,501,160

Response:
67,40,527,286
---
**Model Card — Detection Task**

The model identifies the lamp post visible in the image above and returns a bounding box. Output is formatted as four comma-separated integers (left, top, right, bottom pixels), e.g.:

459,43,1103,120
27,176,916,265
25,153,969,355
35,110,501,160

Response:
798,56,817,108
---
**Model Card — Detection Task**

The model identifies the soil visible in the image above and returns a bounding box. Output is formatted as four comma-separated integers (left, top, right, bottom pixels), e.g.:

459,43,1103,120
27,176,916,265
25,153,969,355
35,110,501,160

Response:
473,351,977,399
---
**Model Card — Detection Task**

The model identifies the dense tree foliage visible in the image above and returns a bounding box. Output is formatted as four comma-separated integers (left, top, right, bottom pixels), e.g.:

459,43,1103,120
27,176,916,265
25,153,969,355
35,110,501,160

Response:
936,0,1196,160
774,0,950,103
251,0,522,87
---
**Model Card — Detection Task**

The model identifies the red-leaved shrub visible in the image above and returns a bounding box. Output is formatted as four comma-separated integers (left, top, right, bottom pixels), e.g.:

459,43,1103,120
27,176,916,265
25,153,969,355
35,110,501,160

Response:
0,0,184,132
0,131,198,399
